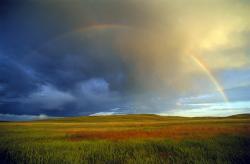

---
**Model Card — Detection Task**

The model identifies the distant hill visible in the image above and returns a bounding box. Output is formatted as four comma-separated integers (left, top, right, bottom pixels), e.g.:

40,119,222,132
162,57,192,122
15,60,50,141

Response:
1,113,249,122
27,113,250,123
227,113,250,118
27,114,188,123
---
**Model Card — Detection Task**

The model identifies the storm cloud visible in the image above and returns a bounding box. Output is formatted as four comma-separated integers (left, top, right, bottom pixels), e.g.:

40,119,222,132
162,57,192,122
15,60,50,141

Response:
0,0,250,119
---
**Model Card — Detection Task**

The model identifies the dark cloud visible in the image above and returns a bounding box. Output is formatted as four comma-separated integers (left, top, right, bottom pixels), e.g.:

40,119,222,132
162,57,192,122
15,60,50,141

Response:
0,113,50,121
0,0,249,119
0,54,38,98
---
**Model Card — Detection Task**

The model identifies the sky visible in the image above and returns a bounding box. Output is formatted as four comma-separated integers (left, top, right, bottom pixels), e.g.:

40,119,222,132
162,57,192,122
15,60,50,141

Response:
0,0,250,120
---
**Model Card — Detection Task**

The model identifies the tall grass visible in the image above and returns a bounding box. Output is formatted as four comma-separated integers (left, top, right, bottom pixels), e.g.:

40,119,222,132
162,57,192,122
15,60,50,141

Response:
0,114,249,164
0,136,249,164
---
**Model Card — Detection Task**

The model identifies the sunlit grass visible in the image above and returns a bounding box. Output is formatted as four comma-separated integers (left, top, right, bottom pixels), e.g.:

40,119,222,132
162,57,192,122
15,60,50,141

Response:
0,114,249,163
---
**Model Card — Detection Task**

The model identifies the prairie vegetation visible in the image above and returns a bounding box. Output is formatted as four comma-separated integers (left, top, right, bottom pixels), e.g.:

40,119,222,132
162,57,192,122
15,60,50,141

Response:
0,114,249,164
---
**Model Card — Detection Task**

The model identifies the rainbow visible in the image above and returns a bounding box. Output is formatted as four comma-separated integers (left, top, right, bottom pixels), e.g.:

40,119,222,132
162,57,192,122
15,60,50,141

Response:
38,23,229,102
190,55,228,102
39,23,131,49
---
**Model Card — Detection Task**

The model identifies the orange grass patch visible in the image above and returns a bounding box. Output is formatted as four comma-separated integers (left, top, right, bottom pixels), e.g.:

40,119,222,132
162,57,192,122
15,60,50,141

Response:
67,124,250,141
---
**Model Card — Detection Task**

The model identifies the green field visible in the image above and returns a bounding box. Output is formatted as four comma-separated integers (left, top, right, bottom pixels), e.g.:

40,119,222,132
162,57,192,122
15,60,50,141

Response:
0,114,249,164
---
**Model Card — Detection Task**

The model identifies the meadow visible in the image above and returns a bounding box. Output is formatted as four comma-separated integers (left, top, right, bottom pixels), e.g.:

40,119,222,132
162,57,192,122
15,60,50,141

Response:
0,114,249,164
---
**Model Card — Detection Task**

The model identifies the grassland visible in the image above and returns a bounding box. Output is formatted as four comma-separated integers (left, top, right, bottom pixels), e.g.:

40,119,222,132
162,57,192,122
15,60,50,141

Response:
0,114,249,164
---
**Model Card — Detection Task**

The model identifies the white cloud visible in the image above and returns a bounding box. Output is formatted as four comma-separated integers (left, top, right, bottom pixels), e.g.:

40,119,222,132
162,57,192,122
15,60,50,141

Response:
90,111,124,116
89,112,116,116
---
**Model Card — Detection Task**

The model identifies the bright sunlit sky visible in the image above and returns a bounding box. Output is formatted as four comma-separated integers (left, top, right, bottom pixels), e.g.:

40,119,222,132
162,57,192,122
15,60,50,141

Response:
0,0,250,120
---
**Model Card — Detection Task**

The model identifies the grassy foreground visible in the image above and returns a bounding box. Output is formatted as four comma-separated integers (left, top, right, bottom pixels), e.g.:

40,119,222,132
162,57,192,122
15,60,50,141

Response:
0,114,249,164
